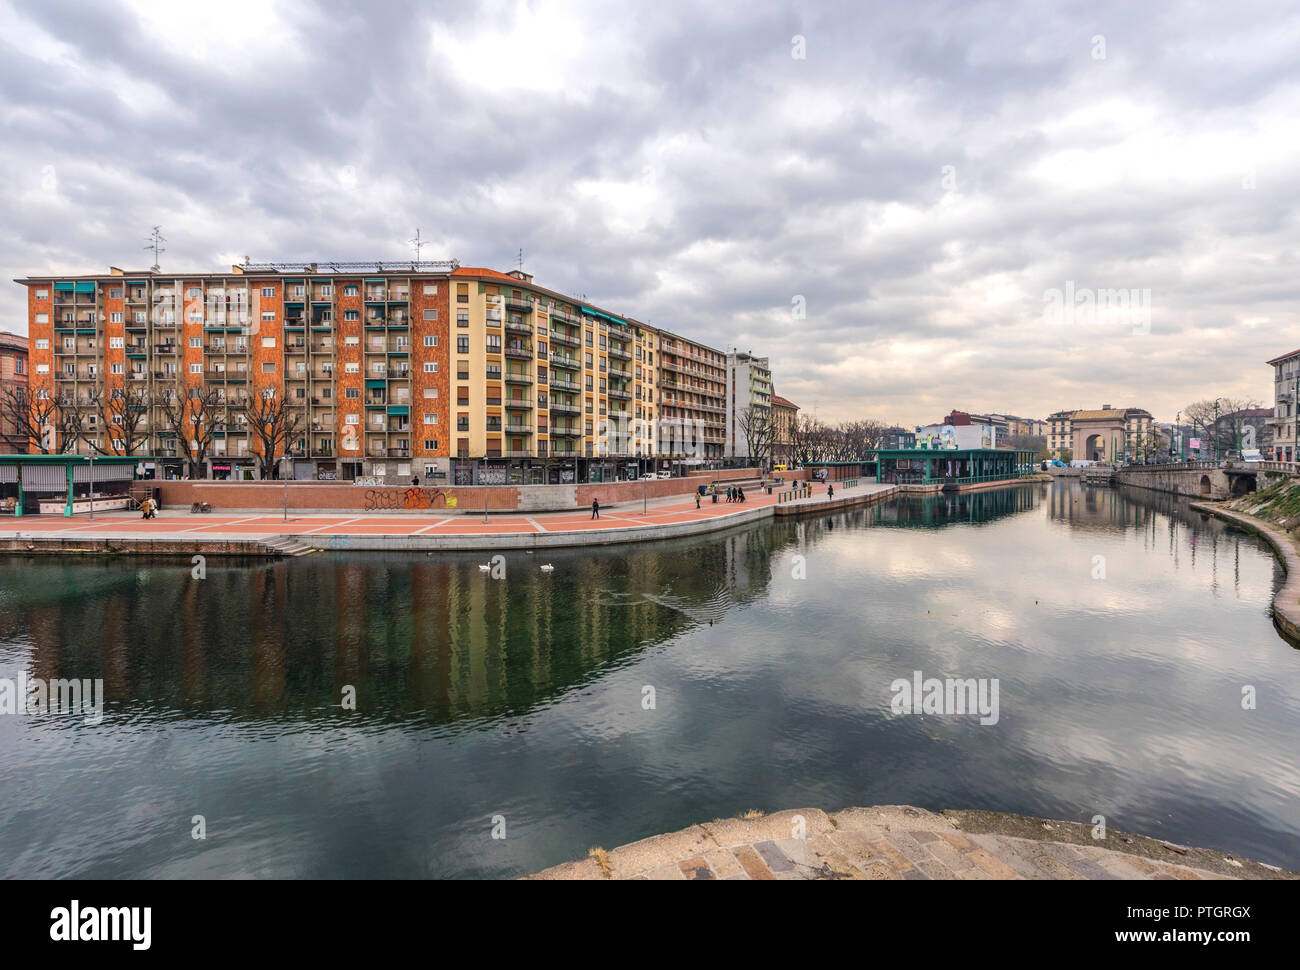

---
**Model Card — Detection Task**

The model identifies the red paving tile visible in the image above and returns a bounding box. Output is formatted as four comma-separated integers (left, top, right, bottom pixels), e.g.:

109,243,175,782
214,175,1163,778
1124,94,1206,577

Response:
2,485,868,545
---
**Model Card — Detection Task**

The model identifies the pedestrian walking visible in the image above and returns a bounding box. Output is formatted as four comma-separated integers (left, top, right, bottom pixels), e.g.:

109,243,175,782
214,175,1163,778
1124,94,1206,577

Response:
828,483,834,501
591,498,600,520
695,492,701,509
737,486,745,503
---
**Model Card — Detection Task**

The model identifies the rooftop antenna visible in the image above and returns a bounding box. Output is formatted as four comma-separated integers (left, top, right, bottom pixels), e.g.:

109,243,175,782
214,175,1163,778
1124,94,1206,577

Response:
516,248,524,272
410,228,423,264
144,226,166,272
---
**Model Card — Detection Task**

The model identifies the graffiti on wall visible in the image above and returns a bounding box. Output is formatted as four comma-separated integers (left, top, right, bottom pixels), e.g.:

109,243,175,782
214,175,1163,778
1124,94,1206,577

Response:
363,487,460,512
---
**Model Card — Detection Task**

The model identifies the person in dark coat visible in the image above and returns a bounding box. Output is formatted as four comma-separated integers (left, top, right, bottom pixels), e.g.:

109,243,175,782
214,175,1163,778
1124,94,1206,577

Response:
591,498,600,520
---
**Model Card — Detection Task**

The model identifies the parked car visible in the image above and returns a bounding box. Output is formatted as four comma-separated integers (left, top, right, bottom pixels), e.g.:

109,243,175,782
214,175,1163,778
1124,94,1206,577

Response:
639,473,657,480
657,471,672,480
1240,449,1263,462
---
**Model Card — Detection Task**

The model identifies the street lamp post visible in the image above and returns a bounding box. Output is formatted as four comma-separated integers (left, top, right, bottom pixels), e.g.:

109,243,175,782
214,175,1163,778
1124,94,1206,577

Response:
88,454,94,520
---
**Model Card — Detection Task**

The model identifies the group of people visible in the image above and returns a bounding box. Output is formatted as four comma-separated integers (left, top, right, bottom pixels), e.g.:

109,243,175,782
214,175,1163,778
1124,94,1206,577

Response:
724,485,747,503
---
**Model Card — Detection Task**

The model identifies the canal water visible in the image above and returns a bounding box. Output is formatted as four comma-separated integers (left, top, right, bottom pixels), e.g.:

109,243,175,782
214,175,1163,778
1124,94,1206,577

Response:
1,480,1297,877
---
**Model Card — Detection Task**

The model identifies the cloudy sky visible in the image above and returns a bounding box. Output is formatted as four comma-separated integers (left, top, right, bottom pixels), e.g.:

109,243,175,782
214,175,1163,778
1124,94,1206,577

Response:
1,0,1297,426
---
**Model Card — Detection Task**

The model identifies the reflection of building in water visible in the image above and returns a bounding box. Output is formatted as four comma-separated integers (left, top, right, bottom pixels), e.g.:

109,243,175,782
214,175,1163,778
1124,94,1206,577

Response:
872,484,1038,527
2,529,788,726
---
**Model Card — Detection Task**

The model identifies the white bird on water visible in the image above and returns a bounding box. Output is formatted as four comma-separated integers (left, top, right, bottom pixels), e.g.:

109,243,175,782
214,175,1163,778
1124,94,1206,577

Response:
540,564,555,572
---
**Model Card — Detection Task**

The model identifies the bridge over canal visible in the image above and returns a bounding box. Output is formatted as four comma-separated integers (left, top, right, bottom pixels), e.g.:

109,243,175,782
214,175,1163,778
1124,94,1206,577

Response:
1114,459,1299,499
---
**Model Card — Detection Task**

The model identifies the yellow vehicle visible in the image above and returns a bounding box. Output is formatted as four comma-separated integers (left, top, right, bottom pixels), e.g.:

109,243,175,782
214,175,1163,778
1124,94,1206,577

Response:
773,464,788,472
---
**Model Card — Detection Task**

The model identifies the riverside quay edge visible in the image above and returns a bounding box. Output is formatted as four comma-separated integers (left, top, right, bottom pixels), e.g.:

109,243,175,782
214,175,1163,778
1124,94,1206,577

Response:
14,261,770,485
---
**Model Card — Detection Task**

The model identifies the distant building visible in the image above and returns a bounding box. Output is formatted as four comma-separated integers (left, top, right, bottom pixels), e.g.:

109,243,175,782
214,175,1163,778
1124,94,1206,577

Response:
0,331,29,453
724,351,772,460
918,410,1002,449
879,426,915,450
1046,406,1157,461
1213,407,1272,457
770,394,799,464
1267,348,1300,461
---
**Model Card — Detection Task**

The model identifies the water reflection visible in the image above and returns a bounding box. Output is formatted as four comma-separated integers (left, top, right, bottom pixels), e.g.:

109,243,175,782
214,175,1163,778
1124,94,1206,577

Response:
0,479,1297,878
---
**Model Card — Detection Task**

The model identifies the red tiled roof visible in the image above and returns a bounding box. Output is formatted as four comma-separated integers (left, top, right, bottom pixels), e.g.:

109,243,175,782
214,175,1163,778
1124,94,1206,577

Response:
1267,348,1300,364
770,395,798,409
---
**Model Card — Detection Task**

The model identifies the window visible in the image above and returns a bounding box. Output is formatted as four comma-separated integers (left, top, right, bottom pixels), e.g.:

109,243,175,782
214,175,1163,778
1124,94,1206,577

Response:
36,363,49,374
344,335,359,346
187,287,201,298
293,286,305,297
457,312,469,327
262,287,275,298
423,362,438,373
344,285,358,296
190,363,203,374
110,337,124,349
109,312,123,324
423,284,437,295
345,388,360,398
345,414,360,425
35,338,49,349
320,285,332,296
134,311,147,323
262,336,276,347
35,289,48,299
424,413,438,424
189,337,202,348
456,284,469,303
262,311,275,321
456,336,469,354
422,309,438,321
423,336,438,347
345,362,359,373
344,310,359,321
262,362,276,373
486,335,501,352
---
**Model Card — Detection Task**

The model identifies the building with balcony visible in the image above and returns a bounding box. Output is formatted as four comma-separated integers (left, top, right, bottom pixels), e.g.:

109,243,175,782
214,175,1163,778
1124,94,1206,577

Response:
723,351,772,462
1268,348,1300,461
16,261,744,484
770,393,799,465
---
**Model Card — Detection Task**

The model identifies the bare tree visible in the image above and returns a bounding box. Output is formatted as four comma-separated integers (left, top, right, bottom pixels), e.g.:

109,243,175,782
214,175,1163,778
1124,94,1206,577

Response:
247,390,305,479
157,382,226,478
84,384,152,455
736,406,775,468
0,386,78,453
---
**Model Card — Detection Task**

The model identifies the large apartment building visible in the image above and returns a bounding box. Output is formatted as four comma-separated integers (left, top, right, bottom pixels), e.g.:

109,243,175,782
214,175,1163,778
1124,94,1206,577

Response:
724,351,772,460
16,262,744,483
656,331,727,462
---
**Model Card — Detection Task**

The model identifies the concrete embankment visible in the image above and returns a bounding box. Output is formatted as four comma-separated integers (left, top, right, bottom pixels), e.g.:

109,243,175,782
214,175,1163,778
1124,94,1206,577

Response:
528,805,1294,880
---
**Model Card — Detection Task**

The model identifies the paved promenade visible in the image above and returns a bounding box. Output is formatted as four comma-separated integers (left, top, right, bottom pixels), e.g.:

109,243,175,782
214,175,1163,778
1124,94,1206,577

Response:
529,806,1294,880
0,480,898,552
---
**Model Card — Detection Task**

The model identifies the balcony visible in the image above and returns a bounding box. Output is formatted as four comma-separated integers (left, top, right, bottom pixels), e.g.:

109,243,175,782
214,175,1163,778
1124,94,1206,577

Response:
505,345,532,360
549,401,581,415
609,388,632,401
504,449,533,458
505,398,532,409
608,345,632,360
504,371,534,385
608,366,631,379
505,296,533,313
550,378,580,391
550,426,581,437
505,318,533,335
550,353,580,370
505,423,533,434
550,330,580,348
